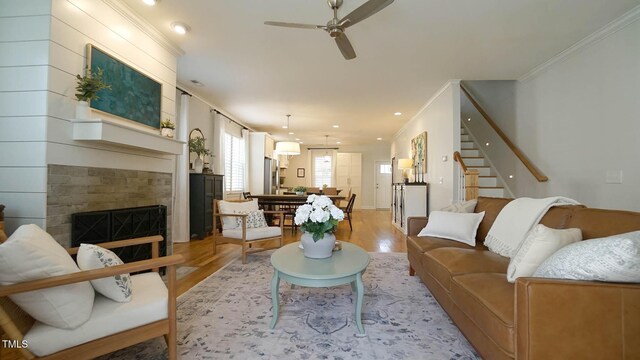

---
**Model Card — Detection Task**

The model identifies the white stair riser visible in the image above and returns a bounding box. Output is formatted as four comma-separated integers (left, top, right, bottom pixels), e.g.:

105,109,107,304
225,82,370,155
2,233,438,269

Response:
462,158,485,166
479,188,505,197
461,142,475,149
468,167,492,176
461,149,479,157
479,177,498,187
460,134,471,141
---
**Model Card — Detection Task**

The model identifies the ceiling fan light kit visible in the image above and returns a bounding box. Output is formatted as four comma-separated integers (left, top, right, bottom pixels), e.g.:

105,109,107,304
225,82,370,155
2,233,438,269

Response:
264,0,395,60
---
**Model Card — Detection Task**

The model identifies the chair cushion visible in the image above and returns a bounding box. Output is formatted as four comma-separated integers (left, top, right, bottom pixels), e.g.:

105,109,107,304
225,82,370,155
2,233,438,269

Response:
222,226,282,241
77,244,132,302
218,200,258,230
24,272,168,357
0,224,94,329
423,248,509,291
235,209,268,229
451,273,515,354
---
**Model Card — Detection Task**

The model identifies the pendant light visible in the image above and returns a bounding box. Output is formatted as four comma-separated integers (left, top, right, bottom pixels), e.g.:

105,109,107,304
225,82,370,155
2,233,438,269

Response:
275,114,301,156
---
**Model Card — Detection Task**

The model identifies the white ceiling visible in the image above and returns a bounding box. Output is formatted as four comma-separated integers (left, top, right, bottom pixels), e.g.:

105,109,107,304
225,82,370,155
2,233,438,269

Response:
123,0,639,145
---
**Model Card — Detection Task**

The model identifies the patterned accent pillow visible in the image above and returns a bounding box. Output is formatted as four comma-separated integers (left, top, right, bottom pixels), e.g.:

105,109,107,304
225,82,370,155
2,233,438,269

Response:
533,230,640,283
235,210,269,229
77,244,132,302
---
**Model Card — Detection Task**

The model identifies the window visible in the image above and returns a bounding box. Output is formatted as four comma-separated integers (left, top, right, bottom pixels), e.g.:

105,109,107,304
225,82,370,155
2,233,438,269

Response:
313,154,332,187
379,164,392,174
224,133,245,192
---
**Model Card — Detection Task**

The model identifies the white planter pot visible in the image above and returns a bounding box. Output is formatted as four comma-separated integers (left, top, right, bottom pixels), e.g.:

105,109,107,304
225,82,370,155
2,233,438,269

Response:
160,128,174,138
300,232,336,259
295,191,304,196
193,157,204,173
75,100,91,120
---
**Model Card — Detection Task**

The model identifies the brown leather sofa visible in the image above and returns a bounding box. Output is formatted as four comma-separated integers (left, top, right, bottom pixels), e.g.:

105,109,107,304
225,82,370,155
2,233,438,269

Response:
407,197,640,360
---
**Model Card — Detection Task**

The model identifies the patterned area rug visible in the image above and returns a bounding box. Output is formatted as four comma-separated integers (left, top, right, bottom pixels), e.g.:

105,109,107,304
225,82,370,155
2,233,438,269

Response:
104,251,479,359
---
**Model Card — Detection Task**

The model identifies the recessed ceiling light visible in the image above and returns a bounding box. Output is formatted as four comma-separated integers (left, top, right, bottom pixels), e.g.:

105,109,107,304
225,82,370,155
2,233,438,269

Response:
288,132,294,135
376,137,382,141
394,112,402,116
142,0,157,5
170,22,190,35
336,141,341,144
299,141,304,144
332,125,339,128
281,125,288,129
295,138,300,141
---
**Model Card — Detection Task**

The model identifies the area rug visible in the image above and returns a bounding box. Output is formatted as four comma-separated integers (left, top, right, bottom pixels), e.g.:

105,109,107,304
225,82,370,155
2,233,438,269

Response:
104,251,479,359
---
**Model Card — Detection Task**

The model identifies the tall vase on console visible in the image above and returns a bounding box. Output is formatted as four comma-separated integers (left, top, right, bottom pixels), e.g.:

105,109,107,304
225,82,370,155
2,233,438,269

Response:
193,156,204,173
295,194,344,259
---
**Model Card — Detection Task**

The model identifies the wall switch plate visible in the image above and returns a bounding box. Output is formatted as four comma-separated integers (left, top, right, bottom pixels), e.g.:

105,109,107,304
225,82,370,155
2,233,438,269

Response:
605,170,623,184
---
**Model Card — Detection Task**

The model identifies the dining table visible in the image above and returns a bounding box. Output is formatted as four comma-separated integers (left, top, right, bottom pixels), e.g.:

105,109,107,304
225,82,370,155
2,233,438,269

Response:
248,194,345,208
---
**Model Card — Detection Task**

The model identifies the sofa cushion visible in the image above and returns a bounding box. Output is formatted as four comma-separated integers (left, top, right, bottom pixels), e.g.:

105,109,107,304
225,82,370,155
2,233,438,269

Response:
423,248,509,291
24,272,168,357
407,236,476,255
567,208,640,240
451,273,515,354
474,197,512,244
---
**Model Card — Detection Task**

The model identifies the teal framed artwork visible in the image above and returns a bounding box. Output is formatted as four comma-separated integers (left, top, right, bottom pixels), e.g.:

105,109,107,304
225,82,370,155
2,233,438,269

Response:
87,44,162,128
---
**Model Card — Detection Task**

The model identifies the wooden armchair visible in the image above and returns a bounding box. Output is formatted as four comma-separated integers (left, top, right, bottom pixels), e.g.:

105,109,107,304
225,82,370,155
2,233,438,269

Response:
0,235,184,360
213,199,284,264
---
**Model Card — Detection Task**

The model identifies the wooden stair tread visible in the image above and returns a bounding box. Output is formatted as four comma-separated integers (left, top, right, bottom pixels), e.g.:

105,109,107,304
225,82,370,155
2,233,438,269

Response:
468,165,490,168
479,176,497,178
479,186,504,189
461,156,484,159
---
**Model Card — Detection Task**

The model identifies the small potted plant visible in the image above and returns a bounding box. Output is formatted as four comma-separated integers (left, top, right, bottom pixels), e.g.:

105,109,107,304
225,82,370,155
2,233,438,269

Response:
294,195,344,259
160,119,175,138
75,67,110,120
188,137,212,173
293,186,307,196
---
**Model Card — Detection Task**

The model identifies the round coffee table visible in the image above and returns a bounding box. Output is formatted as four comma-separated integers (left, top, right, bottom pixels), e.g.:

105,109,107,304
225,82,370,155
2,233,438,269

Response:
270,241,370,334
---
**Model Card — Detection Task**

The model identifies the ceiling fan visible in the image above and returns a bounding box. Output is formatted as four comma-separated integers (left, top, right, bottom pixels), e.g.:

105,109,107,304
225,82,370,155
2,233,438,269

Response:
264,0,395,60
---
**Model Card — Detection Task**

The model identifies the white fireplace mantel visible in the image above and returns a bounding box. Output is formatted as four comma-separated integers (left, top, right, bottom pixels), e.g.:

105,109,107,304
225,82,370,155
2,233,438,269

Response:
72,118,184,155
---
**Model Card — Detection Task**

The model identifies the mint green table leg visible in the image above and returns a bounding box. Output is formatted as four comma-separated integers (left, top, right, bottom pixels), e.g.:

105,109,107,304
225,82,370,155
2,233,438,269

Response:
350,281,356,293
270,270,280,329
355,272,365,334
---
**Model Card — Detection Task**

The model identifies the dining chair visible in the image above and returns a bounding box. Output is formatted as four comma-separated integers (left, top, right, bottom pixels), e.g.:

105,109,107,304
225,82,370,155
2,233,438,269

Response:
322,187,338,195
242,192,252,199
213,199,284,264
340,194,356,231
306,187,320,194
339,188,352,207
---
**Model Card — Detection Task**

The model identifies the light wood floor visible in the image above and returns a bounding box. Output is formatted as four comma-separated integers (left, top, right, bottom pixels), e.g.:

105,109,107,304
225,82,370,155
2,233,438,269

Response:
2,210,405,359
173,209,406,296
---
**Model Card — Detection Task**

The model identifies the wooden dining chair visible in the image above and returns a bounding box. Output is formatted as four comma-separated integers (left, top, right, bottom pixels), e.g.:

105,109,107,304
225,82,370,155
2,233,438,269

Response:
340,194,356,231
242,192,252,199
323,187,338,195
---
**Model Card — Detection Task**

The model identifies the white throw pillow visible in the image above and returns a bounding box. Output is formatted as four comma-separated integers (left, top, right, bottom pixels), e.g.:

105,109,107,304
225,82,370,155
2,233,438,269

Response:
0,224,94,329
218,199,259,230
235,209,269,229
533,230,640,283
77,244,132,303
507,224,582,283
440,199,477,213
417,211,485,246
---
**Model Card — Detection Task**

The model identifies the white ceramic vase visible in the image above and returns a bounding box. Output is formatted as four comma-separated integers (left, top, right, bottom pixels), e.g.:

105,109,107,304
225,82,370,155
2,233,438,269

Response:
160,128,174,138
193,157,204,173
75,100,91,120
300,232,336,259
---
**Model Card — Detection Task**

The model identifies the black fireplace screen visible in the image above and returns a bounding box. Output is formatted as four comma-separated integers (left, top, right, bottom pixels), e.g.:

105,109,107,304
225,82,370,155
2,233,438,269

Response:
72,205,167,263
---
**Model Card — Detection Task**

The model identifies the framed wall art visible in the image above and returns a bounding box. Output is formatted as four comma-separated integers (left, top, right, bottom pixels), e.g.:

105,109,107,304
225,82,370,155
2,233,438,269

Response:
411,131,427,170
87,44,162,129
297,168,305,178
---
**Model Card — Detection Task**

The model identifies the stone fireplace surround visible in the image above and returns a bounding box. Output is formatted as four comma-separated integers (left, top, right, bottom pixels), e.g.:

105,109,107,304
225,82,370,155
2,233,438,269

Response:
46,165,172,248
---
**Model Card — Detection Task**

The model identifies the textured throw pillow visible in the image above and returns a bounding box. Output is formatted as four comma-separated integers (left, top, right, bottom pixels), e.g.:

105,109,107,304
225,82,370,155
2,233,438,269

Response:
533,230,640,283
235,209,269,229
218,199,259,230
418,211,485,246
507,224,582,283
77,244,132,302
440,199,477,213
0,224,95,329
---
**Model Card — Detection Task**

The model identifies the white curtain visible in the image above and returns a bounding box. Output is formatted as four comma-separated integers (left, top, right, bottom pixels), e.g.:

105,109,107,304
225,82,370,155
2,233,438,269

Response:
241,128,250,191
172,93,190,244
212,111,225,179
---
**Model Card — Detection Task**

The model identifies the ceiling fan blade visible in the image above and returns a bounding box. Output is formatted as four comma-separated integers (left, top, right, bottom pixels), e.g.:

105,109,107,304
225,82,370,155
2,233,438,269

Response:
264,21,323,30
335,33,356,60
341,0,394,28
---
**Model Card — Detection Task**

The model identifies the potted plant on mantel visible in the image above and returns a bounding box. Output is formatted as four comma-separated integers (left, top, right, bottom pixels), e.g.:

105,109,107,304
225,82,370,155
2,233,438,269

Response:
160,119,175,138
188,137,211,173
75,67,110,120
293,186,307,196
294,195,344,259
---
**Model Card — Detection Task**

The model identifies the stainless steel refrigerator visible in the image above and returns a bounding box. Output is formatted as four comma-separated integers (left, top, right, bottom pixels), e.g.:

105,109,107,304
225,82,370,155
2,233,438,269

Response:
264,158,279,194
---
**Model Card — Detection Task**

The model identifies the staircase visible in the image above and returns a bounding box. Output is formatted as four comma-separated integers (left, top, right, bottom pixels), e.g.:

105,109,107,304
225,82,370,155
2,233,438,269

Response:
459,126,506,198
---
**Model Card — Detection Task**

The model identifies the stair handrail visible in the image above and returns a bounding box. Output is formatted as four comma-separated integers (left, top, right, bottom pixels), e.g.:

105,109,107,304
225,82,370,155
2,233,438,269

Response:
454,151,479,201
460,84,548,182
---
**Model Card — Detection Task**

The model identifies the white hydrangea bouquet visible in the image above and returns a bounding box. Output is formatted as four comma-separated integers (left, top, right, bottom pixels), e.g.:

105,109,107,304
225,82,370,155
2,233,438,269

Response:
294,194,345,241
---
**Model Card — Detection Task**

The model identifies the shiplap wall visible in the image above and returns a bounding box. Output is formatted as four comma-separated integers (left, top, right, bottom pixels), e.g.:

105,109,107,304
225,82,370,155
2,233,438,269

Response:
0,0,179,235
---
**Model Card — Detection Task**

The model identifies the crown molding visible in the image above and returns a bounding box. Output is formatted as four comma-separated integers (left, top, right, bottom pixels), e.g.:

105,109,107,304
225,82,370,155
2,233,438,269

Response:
518,4,640,82
393,80,460,139
103,0,185,57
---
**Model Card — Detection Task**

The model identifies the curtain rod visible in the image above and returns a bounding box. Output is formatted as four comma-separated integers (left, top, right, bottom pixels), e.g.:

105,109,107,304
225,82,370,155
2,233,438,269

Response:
306,147,340,150
176,86,192,96
210,109,248,130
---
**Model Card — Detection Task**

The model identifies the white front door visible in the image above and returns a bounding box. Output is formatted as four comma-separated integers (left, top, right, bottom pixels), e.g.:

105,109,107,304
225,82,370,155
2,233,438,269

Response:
375,161,392,209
